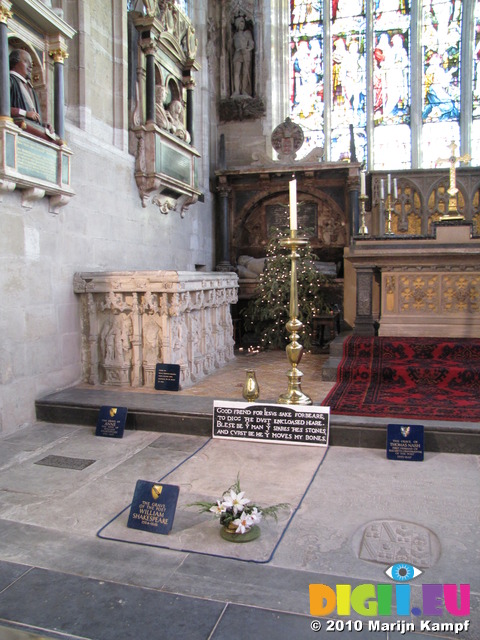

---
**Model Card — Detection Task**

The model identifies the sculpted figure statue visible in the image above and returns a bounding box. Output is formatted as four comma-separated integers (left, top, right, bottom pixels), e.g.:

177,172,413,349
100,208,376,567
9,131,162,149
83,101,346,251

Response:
237,255,265,279
231,15,254,97
167,99,191,143
9,49,55,140
155,85,173,132
101,312,131,366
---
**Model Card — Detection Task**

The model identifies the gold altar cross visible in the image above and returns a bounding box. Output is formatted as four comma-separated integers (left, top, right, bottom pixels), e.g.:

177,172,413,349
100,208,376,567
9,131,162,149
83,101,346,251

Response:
435,141,471,219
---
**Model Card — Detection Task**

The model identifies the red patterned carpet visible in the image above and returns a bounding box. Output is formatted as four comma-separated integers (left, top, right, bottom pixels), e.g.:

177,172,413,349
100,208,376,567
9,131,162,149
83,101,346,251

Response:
323,336,480,422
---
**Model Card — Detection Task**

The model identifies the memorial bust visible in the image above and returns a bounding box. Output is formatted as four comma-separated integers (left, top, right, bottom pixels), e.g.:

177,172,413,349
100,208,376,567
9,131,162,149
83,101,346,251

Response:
9,48,55,141
155,84,173,133
167,99,191,143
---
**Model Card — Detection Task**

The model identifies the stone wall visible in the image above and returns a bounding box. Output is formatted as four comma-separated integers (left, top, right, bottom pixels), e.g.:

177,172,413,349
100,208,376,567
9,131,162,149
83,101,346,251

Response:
0,0,214,434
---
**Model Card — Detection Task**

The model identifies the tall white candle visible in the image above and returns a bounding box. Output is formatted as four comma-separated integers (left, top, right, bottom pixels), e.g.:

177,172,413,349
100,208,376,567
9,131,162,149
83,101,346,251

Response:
380,179,385,200
289,177,297,230
393,178,398,199
360,171,366,196
387,173,391,195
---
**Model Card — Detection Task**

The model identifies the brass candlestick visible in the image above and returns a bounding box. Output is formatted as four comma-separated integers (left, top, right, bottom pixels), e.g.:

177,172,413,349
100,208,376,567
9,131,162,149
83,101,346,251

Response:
278,230,312,405
385,193,395,235
359,194,368,235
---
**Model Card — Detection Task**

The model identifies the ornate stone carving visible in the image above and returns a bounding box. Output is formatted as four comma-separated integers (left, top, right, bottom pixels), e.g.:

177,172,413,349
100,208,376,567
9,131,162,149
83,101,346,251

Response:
357,520,440,568
74,271,239,389
130,1,200,212
219,95,265,122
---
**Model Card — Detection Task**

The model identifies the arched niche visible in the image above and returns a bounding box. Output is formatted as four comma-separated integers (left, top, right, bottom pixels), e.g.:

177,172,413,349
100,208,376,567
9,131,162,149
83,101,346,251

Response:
8,37,49,124
232,186,347,265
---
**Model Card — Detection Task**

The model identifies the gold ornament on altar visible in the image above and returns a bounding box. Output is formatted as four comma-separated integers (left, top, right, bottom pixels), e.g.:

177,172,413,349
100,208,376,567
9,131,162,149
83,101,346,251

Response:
379,174,398,236
436,140,471,222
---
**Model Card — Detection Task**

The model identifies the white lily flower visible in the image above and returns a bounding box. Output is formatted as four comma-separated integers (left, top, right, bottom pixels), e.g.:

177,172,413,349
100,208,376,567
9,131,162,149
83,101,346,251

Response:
249,507,262,524
222,489,250,514
209,500,227,516
233,511,251,534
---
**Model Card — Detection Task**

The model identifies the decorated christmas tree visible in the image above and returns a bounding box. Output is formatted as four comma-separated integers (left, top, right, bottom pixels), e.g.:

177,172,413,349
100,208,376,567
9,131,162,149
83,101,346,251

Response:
242,230,334,350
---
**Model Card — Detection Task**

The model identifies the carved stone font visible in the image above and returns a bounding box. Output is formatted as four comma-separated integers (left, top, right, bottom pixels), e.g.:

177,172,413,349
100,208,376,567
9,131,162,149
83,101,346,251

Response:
74,271,238,388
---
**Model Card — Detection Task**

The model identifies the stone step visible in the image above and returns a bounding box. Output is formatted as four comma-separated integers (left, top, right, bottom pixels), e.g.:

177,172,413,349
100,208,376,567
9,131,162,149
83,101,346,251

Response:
321,357,342,381
35,385,480,454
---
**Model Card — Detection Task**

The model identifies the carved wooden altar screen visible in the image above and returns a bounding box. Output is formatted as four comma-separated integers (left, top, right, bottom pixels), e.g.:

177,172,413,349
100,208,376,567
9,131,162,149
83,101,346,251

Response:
216,163,361,298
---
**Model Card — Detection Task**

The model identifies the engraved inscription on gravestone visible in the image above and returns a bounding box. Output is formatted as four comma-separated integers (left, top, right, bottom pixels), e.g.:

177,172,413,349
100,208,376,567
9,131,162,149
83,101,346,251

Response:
127,480,180,535
355,520,440,568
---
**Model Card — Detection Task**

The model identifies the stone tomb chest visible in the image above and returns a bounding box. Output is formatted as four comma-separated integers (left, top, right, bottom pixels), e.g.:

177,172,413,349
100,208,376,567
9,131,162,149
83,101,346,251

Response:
74,271,238,388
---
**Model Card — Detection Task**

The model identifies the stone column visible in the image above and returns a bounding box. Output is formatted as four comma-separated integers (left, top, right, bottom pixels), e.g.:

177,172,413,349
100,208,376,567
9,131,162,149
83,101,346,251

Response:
184,76,194,145
49,46,68,141
216,175,233,271
348,173,360,237
145,51,155,123
354,265,377,336
0,1,12,119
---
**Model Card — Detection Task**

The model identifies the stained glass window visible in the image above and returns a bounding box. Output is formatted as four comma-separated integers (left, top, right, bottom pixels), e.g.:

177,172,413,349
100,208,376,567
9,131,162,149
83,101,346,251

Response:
422,0,461,167
373,0,411,168
288,0,478,169
290,1,325,156
331,0,366,162
472,1,480,164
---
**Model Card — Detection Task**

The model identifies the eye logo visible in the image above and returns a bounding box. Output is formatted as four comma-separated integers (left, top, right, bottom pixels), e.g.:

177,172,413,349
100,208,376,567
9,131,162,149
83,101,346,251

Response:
385,563,423,582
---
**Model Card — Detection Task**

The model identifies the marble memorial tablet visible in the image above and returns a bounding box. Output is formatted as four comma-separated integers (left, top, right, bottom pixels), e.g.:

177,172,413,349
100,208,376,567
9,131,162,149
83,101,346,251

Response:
127,480,180,535
155,363,180,391
387,423,424,461
95,406,128,438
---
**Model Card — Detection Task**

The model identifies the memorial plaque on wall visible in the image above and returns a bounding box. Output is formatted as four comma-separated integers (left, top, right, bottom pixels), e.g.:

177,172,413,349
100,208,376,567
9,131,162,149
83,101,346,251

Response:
127,480,179,535
213,400,329,446
155,363,181,391
95,406,128,438
387,424,424,461
266,202,317,235
17,136,57,183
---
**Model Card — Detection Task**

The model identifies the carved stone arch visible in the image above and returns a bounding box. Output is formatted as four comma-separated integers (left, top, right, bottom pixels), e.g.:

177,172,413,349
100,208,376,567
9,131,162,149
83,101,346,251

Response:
154,62,163,86
232,184,347,263
426,176,465,223
166,75,181,103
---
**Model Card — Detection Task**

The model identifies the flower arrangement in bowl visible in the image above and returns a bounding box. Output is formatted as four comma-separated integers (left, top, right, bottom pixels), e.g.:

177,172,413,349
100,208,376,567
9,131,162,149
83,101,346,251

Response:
189,476,289,543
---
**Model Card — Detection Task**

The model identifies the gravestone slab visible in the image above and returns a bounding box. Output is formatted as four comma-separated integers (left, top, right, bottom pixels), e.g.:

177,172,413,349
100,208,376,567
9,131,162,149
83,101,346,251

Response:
356,520,440,568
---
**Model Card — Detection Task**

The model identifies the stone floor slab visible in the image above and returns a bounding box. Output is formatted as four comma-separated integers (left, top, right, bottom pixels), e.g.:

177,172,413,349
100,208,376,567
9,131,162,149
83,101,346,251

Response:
0,568,225,640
